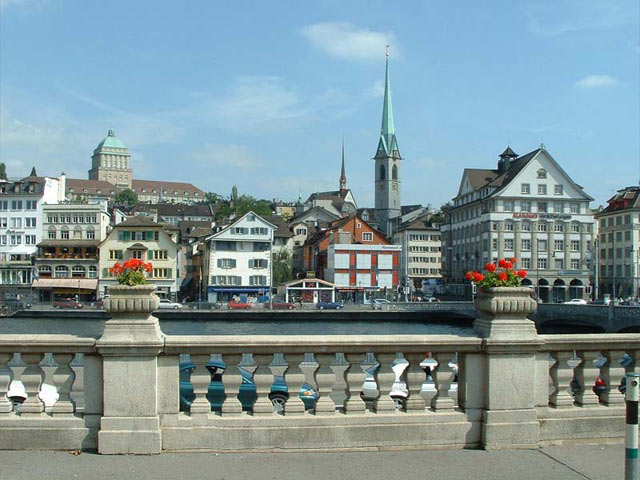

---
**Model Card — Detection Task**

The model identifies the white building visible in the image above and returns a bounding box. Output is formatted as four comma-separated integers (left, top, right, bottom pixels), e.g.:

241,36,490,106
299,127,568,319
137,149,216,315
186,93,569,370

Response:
393,214,442,295
0,172,66,300
595,185,640,300
203,212,275,303
441,146,595,303
33,200,111,302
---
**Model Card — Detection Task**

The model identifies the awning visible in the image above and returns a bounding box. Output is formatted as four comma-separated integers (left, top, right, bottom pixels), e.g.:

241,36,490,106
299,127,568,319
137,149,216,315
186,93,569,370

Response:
207,287,269,293
32,278,98,290
9,245,36,255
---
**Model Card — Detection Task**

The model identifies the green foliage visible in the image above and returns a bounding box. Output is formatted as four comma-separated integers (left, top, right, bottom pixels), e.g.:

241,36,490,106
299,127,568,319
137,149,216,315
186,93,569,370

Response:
215,194,272,220
206,192,223,203
114,188,139,205
0,163,7,180
272,249,292,286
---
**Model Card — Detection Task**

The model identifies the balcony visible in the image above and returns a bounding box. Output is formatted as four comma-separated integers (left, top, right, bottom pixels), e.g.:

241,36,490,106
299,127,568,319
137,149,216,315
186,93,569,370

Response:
37,240,98,260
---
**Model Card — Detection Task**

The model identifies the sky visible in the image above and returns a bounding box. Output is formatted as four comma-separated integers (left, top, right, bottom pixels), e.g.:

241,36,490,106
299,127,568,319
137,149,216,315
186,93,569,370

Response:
1,0,638,209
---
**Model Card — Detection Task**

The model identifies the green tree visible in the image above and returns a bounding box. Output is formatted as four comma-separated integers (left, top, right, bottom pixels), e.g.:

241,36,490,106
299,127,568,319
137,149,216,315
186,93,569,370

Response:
206,192,223,203
0,163,7,180
114,188,139,205
272,249,292,286
215,194,272,220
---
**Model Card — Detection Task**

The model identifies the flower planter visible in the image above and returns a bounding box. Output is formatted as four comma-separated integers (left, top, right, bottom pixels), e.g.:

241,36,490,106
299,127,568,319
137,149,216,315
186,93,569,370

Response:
104,284,159,314
473,286,538,340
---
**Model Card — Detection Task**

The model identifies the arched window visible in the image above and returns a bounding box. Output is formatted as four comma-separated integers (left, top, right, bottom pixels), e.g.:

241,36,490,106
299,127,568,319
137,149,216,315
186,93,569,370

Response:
54,266,69,278
392,164,398,180
379,164,386,180
48,227,56,240
60,226,70,240
38,266,52,278
72,266,86,278
86,227,95,240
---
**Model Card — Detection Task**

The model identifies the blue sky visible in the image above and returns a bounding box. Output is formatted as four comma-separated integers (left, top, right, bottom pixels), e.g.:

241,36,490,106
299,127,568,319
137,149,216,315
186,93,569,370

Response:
1,0,638,209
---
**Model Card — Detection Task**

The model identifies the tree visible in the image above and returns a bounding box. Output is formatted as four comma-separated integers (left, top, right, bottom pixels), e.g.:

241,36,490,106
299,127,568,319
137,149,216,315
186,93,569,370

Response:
272,249,292,286
206,192,223,203
114,188,139,205
0,163,7,180
215,194,272,220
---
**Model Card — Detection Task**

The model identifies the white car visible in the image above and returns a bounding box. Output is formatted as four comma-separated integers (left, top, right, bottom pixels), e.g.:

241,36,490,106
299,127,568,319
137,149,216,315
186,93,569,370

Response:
371,299,394,310
563,299,587,305
157,298,183,309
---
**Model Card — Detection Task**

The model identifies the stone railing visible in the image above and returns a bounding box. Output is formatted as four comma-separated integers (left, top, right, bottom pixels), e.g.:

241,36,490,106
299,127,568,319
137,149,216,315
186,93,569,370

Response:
0,286,639,454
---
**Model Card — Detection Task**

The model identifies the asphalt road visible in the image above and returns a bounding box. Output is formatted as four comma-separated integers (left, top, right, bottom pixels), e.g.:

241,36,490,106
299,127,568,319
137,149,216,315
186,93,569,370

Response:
0,442,625,480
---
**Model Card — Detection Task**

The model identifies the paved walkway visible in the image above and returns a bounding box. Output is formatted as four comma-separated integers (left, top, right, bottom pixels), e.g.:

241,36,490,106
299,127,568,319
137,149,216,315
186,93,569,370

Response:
0,442,627,480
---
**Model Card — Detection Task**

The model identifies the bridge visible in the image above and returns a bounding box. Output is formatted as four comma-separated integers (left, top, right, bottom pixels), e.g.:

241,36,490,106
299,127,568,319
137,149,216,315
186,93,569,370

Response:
0,286,638,455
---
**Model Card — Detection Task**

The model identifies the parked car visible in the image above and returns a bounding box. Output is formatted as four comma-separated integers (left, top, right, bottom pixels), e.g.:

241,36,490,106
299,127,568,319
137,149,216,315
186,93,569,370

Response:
592,298,611,305
227,300,253,310
570,353,632,396
264,301,297,310
316,301,344,310
563,299,588,305
53,298,83,309
179,360,318,412
371,299,393,310
157,298,183,309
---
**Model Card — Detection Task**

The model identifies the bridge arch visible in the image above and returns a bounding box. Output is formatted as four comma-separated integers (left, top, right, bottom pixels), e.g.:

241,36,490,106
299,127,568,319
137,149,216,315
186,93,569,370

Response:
569,279,584,300
553,279,566,303
538,279,550,303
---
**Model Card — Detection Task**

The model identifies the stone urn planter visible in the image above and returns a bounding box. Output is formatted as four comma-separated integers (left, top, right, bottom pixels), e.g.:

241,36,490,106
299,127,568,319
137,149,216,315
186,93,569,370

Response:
473,286,538,340
97,284,163,350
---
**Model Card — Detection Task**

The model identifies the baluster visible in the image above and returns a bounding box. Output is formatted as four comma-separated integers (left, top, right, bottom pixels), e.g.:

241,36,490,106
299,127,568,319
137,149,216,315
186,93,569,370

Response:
405,352,427,412
20,353,44,415
283,354,306,415
601,350,626,405
549,351,575,407
575,351,601,406
189,354,212,416
344,353,367,414
51,353,76,415
252,354,275,416
375,353,398,413
70,354,85,413
431,352,456,410
0,353,13,414
270,356,288,415
314,353,336,415
220,354,244,416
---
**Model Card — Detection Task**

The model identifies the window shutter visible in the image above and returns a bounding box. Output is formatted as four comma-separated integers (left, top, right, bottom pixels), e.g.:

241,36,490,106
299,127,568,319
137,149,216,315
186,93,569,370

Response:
217,259,222,268
146,231,153,241
167,268,172,278
249,259,254,268
117,250,123,259
124,231,131,241
102,268,109,278
147,250,153,260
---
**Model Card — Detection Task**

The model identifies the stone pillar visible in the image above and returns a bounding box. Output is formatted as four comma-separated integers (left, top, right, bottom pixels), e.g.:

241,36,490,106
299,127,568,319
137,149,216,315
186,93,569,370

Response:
96,285,163,454
474,286,541,449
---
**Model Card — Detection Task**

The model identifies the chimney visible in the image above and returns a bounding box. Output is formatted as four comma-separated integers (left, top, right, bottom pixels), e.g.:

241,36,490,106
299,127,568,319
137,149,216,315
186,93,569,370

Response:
58,171,66,202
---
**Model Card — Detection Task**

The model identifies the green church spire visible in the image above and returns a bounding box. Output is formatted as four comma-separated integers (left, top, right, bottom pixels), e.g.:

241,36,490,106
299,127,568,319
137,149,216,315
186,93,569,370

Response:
377,47,399,157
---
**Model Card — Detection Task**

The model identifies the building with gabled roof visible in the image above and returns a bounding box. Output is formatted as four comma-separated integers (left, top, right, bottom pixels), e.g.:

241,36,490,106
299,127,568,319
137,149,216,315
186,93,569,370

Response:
594,185,640,299
441,146,595,303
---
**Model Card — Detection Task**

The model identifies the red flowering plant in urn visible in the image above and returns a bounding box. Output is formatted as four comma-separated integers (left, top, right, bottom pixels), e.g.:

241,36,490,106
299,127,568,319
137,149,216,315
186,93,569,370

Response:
109,258,153,286
465,257,528,290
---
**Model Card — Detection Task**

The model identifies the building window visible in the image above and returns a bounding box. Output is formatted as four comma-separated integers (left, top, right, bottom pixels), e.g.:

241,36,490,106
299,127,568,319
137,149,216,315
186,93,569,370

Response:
521,221,531,232
554,240,564,251
570,203,579,214
217,258,236,269
25,235,36,245
379,164,386,180
503,201,513,212
88,266,98,278
250,227,268,235
72,266,86,278
521,239,531,251
505,221,514,231
249,275,267,286
537,202,547,213
248,259,268,269
504,239,514,251
86,228,95,239
152,250,168,260
25,217,37,228
232,227,248,235
48,228,56,240
130,250,143,259
537,222,547,232
521,201,531,212
54,266,69,278
38,266,52,278
538,184,547,195
570,223,580,233
554,185,563,195
538,239,548,251
521,258,531,269
571,240,580,251
521,183,530,194
537,169,547,179
362,232,373,242
570,259,580,270
109,250,123,260
538,258,547,269
554,222,564,232
554,202,563,213
60,228,70,240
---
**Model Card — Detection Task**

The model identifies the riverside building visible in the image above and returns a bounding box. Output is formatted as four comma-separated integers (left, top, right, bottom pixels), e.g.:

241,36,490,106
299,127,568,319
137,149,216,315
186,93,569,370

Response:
441,146,595,303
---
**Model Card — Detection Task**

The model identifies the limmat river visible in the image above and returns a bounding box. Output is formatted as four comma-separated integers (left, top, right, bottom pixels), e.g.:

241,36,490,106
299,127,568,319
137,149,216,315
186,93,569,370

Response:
0,310,476,338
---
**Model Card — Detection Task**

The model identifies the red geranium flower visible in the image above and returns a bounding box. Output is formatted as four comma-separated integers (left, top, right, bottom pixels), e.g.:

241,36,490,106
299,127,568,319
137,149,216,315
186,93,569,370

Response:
510,257,517,265
517,270,527,278
504,261,513,269
498,259,508,268
473,272,484,282
498,272,508,281
465,271,474,280
485,263,497,272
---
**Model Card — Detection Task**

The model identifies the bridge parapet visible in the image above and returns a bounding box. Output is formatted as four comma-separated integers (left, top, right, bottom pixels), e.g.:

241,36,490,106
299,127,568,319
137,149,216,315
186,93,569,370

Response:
534,304,640,332
0,307,639,453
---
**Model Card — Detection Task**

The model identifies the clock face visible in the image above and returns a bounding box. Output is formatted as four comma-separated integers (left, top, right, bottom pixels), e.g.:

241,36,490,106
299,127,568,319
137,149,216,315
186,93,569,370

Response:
392,183,398,192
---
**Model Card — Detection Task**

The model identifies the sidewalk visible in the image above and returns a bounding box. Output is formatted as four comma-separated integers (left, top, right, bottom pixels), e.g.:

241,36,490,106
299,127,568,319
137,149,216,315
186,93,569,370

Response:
0,442,625,480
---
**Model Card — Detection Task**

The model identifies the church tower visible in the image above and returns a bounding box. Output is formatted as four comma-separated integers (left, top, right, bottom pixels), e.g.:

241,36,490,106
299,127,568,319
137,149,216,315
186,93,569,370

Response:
339,137,347,196
88,129,133,189
374,49,401,234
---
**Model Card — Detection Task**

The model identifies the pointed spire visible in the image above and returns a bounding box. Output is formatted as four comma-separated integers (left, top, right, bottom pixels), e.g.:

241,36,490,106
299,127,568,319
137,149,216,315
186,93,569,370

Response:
339,136,347,193
376,46,399,157
29,166,37,177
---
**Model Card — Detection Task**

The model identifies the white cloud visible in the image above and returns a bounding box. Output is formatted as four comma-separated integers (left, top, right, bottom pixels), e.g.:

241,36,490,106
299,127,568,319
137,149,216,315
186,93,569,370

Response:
299,22,396,63
190,143,260,170
574,74,621,89
528,1,633,36
365,79,385,98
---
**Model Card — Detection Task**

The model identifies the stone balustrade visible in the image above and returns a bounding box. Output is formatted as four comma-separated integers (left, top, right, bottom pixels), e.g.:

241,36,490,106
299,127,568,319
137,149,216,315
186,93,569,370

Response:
0,287,638,453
